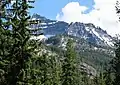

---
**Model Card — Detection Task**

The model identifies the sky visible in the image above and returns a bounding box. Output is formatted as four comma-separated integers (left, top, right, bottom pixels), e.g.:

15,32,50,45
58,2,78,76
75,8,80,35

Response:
30,0,120,36
30,0,94,19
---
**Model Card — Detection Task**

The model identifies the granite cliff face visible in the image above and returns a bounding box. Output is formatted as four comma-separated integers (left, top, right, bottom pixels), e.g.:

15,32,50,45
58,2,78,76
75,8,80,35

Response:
67,22,113,47
31,13,68,36
30,13,114,47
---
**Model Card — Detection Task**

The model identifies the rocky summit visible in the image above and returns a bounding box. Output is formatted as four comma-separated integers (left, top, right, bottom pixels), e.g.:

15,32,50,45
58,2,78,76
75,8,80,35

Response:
30,14,114,47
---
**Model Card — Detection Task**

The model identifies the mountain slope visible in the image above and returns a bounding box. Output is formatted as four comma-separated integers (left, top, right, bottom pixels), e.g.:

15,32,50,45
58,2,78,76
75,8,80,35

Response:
45,34,114,70
30,13,115,72
31,13,68,36
67,22,113,47
30,14,114,47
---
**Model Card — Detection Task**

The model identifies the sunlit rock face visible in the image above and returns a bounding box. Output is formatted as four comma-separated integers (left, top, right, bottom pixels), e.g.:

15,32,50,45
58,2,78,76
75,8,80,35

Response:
30,14,114,47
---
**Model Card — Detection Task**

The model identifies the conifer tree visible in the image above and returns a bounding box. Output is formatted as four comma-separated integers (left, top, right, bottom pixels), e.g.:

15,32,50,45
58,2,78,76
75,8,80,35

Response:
98,72,106,85
104,69,113,85
110,41,120,85
109,1,120,85
0,0,37,85
61,39,78,85
0,0,13,84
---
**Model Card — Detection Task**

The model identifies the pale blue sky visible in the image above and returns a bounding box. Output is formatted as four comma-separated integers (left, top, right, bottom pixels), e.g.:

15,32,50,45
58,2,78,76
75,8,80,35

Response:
30,0,94,19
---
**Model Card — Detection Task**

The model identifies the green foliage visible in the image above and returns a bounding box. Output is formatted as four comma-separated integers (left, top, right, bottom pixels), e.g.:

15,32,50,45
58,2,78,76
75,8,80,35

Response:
0,0,118,85
109,41,120,85
61,39,79,85
0,0,37,84
46,35,113,70
109,1,120,85
104,69,113,85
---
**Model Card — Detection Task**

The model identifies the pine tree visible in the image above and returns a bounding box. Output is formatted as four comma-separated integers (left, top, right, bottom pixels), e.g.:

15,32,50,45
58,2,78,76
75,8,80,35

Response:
0,0,13,84
110,41,120,85
109,1,120,85
104,69,113,85
99,72,106,85
61,39,78,85
0,0,38,85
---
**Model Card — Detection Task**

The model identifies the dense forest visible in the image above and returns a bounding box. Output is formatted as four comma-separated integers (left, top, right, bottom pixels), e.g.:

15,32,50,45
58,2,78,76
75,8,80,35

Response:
0,0,120,85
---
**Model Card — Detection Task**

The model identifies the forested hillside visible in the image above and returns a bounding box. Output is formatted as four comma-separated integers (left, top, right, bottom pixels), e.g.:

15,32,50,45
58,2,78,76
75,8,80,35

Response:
45,34,114,70
0,0,120,85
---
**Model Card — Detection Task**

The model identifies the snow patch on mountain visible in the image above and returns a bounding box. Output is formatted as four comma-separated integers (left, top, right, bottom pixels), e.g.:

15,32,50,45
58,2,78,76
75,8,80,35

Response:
30,14,114,47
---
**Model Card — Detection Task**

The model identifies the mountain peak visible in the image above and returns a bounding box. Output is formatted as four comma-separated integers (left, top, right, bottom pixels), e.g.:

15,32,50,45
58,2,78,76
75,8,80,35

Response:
68,22,114,46
30,14,114,47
